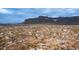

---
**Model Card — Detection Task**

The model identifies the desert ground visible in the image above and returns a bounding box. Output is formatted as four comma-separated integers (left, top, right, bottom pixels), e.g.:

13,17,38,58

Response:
0,24,79,50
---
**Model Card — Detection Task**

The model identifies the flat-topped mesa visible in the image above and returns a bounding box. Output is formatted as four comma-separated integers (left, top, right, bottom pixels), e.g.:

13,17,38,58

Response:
23,16,79,24
23,16,56,24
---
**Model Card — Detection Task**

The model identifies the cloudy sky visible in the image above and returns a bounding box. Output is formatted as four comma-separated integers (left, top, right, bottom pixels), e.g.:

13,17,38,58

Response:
0,8,79,23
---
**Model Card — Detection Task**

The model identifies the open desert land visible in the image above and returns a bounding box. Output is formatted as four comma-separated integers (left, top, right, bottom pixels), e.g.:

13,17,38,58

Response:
0,24,79,50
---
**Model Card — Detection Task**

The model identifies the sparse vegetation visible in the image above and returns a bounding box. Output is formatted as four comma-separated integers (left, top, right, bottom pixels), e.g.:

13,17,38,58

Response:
0,24,79,50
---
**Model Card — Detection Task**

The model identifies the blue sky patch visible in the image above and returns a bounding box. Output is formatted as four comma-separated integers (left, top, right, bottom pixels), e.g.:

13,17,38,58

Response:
0,8,79,23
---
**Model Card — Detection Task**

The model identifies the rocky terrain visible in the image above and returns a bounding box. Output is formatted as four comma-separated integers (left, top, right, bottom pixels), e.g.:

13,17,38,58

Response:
0,16,79,50
0,24,79,50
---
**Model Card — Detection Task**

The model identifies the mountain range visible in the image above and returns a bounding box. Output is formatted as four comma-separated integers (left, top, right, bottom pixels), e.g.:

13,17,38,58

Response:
23,16,79,25
0,16,79,25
